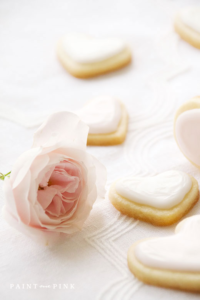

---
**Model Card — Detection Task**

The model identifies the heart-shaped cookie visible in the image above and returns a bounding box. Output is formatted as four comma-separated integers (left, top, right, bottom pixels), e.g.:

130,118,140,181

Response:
128,215,200,292
57,34,132,78
109,170,199,226
77,96,122,134
174,7,200,49
77,96,128,146
179,7,200,34
174,96,200,168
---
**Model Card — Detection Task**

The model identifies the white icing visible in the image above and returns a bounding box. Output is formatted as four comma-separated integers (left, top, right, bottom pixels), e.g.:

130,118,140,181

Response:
180,7,200,33
115,170,192,209
77,96,122,134
135,215,200,271
62,34,126,63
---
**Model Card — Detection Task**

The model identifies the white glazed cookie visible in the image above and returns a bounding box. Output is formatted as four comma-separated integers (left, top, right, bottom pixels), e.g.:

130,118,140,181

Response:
174,7,200,49
128,215,200,292
77,96,128,146
57,34,132,78
109,170,199,226
174,96,200,168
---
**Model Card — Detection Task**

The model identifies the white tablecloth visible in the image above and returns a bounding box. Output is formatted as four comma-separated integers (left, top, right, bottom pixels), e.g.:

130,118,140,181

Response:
1,0,200,299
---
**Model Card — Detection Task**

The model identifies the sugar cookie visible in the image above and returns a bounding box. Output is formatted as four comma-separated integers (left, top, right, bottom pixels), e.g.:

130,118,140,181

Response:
77,96,128,146
174,96,200,168
109,170,199,226
174,7,200,49
57,34,132,78
128,215,200,292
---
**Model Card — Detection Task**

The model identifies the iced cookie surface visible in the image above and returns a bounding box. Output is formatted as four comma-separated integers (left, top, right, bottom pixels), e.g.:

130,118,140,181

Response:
57,34,132,78
109,170,199,226
77,96,128,146
128,215,200,292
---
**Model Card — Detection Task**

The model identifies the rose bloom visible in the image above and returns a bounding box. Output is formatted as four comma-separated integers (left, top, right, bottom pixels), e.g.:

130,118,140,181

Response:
2,112,106,244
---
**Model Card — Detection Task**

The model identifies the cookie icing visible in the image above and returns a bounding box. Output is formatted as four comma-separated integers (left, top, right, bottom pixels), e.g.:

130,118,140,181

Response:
175,109,200,167
77,96,122,134
180,7,200,33
115,170,192,209
135,215,200,271
62,34,126,63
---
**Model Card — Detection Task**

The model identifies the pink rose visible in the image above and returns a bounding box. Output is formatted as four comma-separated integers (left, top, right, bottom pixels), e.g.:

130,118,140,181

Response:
2,112,106,244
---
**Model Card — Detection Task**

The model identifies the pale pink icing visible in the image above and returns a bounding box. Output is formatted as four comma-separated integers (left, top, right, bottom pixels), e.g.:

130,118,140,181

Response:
175,109,200,166
135,215,200,271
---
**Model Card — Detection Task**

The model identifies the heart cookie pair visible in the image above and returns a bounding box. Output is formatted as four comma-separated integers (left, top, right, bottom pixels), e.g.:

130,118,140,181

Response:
109,169,200,292
57,34,132,78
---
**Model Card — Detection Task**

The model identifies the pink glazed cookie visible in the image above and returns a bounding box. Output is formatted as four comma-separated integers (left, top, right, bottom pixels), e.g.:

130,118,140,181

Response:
174,96,200,168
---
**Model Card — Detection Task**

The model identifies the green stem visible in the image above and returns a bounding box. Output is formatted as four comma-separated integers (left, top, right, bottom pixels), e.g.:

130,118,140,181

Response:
0,171,11,181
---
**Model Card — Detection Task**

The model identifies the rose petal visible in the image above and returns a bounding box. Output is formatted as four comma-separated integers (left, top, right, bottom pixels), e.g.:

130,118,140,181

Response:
10,147,42,189
46,195,63,217
39,165,55,188
3,178,19,221
90,155,107,200
32,112,89,150
50,170,79,192
12,170,31,225
37,186,58,209
2,207,61,245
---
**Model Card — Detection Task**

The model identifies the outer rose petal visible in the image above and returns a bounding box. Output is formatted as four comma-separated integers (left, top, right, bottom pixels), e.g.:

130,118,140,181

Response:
3,178,19,221
32,111,89,150
10,147,42,189
2,206,61,245
2,111,107,244
91,155,107,200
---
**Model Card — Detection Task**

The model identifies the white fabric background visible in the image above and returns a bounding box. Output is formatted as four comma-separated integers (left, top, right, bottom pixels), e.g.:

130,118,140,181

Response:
0,0,200,299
